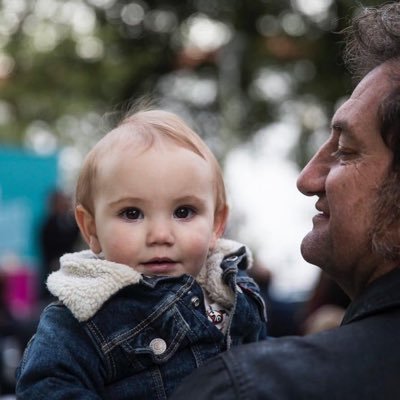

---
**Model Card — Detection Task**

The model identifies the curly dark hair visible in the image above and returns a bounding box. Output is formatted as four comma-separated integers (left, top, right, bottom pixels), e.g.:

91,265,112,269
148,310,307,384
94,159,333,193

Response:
343,2,400,171
343,2,400,83
343,2,400,260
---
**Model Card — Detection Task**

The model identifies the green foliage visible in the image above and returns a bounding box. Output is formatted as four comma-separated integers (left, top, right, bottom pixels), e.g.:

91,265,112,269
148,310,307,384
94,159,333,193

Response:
0,0,385,163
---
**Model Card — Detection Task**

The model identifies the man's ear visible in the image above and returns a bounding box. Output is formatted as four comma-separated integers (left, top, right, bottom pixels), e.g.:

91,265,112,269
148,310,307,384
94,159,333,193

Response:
211,205,229,249
75,205,102,254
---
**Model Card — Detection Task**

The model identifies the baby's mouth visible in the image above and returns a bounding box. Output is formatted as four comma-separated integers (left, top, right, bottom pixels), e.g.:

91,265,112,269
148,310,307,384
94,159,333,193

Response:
140,258,178,274
143,257,175,265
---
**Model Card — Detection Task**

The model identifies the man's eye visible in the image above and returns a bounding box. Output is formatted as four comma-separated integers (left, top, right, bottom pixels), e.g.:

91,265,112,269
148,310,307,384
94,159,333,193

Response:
120,208,143,220
174,206,195,219
331,148,355,160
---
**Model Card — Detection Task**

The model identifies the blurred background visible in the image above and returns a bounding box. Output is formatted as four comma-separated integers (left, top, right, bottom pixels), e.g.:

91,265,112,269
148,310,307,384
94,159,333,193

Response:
0,0,383,396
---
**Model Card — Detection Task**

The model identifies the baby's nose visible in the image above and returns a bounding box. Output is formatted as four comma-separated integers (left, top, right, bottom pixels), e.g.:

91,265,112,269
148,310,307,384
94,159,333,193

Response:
146,219,174,245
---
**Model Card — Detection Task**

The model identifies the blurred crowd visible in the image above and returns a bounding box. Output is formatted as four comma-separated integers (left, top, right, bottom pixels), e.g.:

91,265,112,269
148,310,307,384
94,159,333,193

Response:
0,189,81,396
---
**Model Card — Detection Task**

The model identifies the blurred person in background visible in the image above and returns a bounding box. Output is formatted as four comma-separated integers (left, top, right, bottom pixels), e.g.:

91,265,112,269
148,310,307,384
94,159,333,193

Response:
248,258,302,337
171,2,400,398
39,189,80,301
16,109,266,399
298,271,350,335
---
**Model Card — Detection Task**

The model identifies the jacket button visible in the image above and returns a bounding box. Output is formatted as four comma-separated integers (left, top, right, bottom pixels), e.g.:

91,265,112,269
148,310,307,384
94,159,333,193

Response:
149,338,167,355
191,296,200,307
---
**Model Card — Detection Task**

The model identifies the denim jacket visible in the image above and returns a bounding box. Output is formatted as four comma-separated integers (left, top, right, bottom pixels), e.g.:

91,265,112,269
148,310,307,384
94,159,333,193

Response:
16,239,267,400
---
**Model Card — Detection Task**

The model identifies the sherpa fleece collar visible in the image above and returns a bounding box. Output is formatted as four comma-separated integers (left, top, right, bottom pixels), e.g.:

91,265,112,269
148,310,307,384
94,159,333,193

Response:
47,238,252,322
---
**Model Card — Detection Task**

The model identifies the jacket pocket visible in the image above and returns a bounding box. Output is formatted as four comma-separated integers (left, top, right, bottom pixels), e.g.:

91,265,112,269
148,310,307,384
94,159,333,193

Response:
116,305,191,372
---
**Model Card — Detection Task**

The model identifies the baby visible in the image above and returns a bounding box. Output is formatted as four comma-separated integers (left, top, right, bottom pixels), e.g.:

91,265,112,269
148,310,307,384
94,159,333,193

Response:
16,109,267,399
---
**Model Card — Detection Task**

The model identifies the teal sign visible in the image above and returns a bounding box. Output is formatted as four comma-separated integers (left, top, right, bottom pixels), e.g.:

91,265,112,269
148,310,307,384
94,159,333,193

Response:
0,147,58,266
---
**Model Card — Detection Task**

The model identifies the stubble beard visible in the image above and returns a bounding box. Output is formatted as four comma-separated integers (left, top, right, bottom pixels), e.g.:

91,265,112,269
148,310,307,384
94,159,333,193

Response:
369,171,400,261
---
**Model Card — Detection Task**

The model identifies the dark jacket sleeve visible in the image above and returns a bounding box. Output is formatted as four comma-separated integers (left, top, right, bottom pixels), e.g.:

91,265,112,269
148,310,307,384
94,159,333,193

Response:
171,319,400,400
170,355,237,399
170,335,351,400
16,303,105,400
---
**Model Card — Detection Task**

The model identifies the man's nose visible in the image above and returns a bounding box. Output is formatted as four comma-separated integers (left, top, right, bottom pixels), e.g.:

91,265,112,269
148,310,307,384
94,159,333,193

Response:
146,218,174,246
297,143,330,196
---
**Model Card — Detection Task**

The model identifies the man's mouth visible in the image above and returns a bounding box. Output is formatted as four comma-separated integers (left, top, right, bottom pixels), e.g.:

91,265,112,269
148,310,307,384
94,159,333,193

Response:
315,200,329,217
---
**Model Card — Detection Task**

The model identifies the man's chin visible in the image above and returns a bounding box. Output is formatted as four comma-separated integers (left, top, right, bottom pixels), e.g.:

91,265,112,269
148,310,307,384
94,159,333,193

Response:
300,231,327,267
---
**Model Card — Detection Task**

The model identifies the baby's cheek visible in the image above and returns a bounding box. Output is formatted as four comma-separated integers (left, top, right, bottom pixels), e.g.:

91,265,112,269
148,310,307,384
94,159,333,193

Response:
102,237,130,262
187,233,213,258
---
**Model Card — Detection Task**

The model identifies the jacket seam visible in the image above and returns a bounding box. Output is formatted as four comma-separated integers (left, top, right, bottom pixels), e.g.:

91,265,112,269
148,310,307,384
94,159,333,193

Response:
86,320,116,381
101,277,195,353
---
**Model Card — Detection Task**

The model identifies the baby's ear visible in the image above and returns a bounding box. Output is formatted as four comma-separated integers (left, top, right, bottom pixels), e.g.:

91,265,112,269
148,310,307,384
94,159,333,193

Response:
211,205,229,248
75,205,102,254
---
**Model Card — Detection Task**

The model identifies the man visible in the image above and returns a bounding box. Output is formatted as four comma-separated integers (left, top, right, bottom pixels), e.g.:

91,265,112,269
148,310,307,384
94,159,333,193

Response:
171,3,400,399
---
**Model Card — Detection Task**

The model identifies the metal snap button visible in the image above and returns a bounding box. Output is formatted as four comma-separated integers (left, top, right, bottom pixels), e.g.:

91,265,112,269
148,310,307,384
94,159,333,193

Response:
191,296,200,307
149,338,167,355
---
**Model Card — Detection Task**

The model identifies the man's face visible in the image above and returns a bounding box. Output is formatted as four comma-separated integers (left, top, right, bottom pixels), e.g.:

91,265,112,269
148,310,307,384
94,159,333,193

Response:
297,64,395,298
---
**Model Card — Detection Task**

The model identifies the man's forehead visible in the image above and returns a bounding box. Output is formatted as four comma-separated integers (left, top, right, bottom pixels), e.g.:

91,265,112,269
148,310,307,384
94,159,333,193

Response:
351,63,392,100
330,65,393,133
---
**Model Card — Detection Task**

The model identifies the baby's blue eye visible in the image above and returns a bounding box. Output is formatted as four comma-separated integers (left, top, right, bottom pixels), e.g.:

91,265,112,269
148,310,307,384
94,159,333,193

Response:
174,206,195,219
120,208,143,220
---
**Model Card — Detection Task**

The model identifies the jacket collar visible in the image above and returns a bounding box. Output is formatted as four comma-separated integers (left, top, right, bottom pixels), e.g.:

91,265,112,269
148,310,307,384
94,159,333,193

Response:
342,267,400,325
47,238,252,322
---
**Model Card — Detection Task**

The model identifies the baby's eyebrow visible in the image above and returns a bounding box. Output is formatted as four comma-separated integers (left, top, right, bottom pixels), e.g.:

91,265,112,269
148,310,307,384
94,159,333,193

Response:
108,197,142,207
175,195,206,204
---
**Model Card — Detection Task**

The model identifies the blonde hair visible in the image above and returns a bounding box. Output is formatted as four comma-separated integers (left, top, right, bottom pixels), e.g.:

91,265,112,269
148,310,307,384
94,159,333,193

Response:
75,109,227,216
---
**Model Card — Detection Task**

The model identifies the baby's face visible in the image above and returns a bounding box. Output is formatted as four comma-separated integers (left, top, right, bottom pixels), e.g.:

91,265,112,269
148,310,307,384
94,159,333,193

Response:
88,139,220,277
